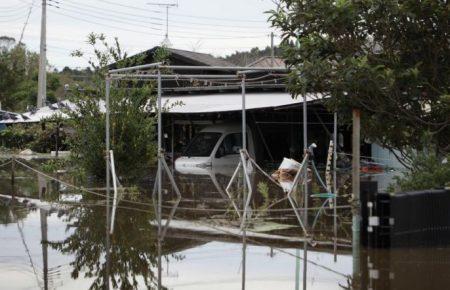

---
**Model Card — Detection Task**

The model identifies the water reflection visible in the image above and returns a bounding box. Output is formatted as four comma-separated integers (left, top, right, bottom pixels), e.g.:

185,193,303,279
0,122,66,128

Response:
1,159,450,289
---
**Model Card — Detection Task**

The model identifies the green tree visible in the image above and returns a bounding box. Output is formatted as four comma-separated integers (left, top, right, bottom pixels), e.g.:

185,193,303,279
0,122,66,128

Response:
269,0,449,162
68,33,167,180
390,151,450,192
0,36,61,111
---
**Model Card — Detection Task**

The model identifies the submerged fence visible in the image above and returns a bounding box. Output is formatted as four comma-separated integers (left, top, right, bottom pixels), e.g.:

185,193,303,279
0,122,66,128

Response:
364,188,450,248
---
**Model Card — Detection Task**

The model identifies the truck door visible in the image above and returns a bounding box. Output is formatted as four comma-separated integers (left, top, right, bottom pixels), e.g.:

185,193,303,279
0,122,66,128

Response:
212,133,242,167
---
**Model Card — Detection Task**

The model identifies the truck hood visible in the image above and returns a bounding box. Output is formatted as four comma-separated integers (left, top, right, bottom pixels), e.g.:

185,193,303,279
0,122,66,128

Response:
175,156,212,173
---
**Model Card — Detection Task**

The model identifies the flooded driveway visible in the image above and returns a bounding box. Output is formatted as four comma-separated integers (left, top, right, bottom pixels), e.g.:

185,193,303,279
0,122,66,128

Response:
0,157,449,289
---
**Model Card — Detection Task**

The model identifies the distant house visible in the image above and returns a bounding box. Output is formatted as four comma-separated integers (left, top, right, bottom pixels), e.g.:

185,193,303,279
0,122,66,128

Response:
247,56,286,68
112,46,234,68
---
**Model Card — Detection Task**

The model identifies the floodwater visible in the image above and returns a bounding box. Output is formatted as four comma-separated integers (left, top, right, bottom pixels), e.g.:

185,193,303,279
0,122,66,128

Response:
1,157,449,290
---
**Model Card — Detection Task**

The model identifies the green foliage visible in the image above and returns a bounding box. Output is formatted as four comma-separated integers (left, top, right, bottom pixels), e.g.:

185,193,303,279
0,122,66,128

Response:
257,181,269,200
269,1,449,157
0,125,35,149
68,33,164,180
0,122,68,153
0,36,62,111
390,152,450,192
41,158,70,173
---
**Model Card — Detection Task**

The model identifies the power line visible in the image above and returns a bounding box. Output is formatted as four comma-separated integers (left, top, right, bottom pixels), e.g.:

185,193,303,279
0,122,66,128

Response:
62,0,270,32
19,0,36,45
0,7,31,17
0,15,30,22
87,0,271,29
45,5,268,40
97,0,163,14
97,0,268,23
63,0,164,21
60,0,164,26
54,4,163,31
0,3,30,11
16,0,269,40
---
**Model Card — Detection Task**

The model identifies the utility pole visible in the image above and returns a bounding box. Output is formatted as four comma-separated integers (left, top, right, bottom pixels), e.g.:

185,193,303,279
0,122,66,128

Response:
352,108,361,282
148,2,178,47
270,32,275,67
37,0,47,108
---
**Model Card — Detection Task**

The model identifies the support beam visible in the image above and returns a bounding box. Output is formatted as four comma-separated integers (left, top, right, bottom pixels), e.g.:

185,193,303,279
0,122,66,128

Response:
241,74,247,290
157,69,163,290
104,78,111,290
333,111,338,262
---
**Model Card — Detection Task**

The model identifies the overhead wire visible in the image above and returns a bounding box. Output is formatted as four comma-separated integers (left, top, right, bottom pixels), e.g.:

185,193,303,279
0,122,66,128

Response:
58,0,272,30
54,3,270,38
42,5,268,40
18,0,35,44
96,0,268,24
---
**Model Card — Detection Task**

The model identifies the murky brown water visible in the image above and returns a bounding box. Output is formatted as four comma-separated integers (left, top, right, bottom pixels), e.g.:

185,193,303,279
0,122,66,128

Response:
1,157,449,289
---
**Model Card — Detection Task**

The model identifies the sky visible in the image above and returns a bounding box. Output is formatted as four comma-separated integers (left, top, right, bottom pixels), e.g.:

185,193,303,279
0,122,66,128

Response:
0,0,279,70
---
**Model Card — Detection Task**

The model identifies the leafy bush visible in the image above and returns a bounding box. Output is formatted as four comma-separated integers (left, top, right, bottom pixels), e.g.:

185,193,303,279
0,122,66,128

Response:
391,152,450,192
68,33,167,180
0,123,68,153
0,125,34,149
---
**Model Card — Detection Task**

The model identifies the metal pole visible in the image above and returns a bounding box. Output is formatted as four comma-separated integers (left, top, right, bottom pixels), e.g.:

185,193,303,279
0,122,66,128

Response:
302,94,308,224
295,248,300,290
241,74,247,290
108,62,162,74
270,32,275,68
37,0,46,108
55,122,59,158
157,69,163,290
40,209,48,290
352,108,361,281
105,78,111,290
333,111,338,262
302,94,308,290
171,118,175,194
242,75,247,150
11,156,15,201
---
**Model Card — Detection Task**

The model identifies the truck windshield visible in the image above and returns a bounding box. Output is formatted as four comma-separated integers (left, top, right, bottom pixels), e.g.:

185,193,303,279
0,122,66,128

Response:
184,132,222,157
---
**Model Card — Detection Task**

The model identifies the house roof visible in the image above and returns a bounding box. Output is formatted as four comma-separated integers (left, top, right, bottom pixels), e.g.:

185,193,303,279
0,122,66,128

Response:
248,56,285,68
166,48,234,67
118,46,235,68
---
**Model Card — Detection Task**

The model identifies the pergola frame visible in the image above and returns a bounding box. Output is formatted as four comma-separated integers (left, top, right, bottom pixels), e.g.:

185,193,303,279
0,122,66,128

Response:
104,62,341,290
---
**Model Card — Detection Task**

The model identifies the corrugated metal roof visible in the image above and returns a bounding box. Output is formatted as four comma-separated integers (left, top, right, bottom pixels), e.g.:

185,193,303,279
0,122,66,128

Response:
0,93,324,123
163,92,323,113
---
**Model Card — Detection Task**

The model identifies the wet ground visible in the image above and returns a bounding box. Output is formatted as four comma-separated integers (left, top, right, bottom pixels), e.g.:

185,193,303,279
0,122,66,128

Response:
1,157,449,289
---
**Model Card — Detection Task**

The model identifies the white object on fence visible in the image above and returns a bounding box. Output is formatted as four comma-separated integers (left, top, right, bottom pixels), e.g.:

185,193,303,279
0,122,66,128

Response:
109,150,119,234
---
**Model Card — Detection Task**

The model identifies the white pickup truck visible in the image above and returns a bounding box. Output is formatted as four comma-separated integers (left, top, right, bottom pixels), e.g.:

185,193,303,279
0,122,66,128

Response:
175,124,255,170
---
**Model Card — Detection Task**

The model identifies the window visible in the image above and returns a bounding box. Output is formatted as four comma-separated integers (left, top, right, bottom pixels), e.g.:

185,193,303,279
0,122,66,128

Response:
184,132,222,157
217,133,242,157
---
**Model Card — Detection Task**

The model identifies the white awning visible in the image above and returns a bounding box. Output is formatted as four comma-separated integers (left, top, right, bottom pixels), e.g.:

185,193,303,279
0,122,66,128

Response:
0,92,323,124
162,92,323,114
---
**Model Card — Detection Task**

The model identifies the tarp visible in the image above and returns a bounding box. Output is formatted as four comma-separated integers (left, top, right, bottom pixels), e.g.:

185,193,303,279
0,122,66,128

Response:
0,92,323,123
0,100,105,124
